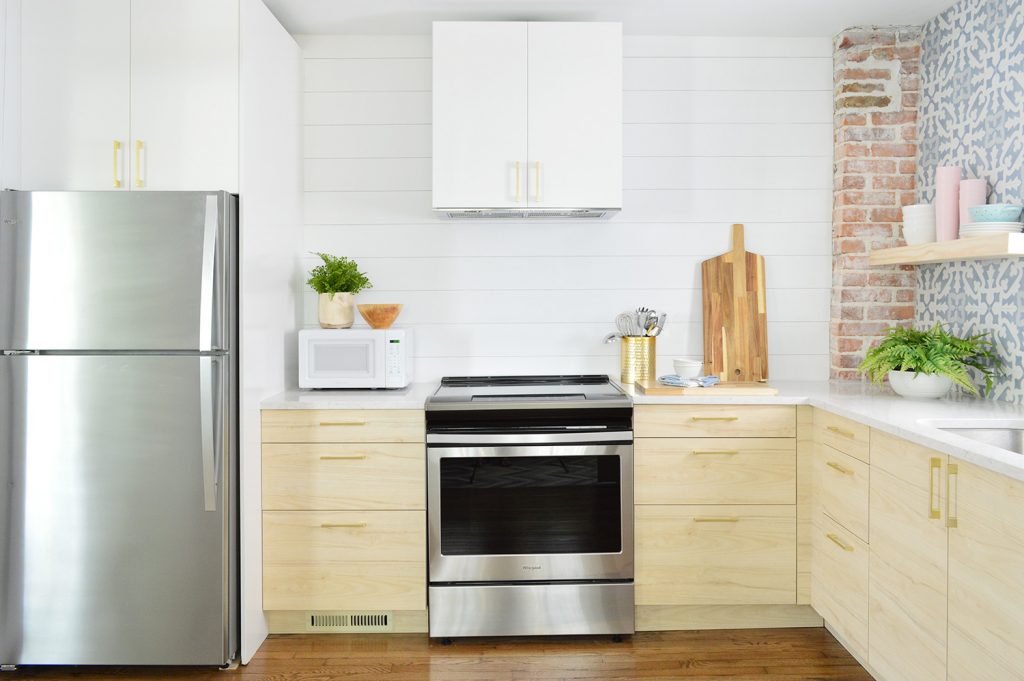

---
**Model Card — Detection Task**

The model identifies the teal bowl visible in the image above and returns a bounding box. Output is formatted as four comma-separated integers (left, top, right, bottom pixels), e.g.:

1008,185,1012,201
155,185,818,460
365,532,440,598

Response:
969,204,1024,223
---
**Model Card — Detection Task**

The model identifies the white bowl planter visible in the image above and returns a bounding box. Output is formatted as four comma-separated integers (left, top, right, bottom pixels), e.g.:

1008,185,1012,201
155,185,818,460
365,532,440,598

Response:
887,370,953,399
318,292,355,329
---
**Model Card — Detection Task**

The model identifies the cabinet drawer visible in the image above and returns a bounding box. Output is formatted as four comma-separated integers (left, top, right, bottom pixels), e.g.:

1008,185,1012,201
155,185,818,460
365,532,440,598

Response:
815,411,869,463
636,505,796,606
635,405,796,438
636,438,795,505
263,510,426,611
262,409,425,444
262,443,425,511
812,513,868,660
815,444,869,542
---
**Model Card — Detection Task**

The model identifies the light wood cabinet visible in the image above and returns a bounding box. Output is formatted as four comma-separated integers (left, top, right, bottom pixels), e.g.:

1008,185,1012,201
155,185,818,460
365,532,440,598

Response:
868,431,948,681
947,459,1024,681
261,409,426,444
811,511,869,660
636,505,796,606
815,410,870,463
815,443,869,542
635,405,796,438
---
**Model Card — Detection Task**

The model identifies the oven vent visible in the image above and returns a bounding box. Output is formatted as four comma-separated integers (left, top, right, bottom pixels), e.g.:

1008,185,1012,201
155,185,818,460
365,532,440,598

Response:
306,611,393,633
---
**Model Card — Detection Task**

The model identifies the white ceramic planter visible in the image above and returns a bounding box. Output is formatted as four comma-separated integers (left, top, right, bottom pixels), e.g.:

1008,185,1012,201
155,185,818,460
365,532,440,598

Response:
887,370,953,399
318,292,355,329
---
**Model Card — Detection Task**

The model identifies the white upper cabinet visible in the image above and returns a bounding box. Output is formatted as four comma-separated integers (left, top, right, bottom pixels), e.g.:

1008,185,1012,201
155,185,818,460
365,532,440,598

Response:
10,0,239,192
130,0,238,191
19,0,130,190
527,23,622,210
432,21,622,215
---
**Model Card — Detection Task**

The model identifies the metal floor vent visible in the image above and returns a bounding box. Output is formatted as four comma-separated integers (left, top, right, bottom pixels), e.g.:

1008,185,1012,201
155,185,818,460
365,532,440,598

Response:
306,611,393,633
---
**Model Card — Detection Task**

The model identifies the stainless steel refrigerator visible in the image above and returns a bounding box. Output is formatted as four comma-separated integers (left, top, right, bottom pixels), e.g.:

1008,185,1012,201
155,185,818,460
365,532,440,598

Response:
0,191,238,667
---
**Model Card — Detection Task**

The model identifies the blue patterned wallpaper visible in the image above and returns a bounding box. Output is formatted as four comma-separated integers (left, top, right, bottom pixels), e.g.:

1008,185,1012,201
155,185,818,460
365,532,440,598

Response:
916,0,1024,402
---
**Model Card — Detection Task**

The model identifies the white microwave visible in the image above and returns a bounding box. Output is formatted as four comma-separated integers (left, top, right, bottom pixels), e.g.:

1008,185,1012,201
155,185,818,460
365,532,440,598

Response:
298,328,414,389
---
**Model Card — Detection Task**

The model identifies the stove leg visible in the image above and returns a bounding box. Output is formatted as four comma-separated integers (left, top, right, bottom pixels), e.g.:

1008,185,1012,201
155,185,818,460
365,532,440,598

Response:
611,635,624,643
441,637,454,646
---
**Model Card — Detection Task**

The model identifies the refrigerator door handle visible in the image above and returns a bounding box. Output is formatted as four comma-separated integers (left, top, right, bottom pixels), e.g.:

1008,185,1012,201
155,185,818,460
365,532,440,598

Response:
200,356,217,512
198,196,218,353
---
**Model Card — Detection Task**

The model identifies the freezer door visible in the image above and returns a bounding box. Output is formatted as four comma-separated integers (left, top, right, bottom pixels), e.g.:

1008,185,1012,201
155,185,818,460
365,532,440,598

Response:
0,354,235,666
0,191,236,351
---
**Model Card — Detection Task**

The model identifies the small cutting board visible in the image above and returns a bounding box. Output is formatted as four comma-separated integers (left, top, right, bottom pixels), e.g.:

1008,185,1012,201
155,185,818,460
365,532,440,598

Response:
701,224,769,382
635,380,779,396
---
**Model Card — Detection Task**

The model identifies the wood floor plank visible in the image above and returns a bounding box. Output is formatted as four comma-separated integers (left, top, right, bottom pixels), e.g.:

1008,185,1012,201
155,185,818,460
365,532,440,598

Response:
6,628,871,680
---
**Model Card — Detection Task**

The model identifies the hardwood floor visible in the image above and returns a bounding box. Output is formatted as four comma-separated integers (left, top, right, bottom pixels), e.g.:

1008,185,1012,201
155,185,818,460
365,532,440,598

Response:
7,628,872,680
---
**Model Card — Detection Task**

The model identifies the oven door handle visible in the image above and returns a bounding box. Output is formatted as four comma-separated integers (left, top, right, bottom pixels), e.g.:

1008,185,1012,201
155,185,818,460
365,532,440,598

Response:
427,431,633,446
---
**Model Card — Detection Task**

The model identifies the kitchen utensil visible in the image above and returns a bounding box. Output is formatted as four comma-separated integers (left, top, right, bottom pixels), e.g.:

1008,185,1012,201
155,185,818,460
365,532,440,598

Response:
635,379,779,396
701,224,768,382
615,313,634,337
620,336,655,384
672,358,704,378
603,333,619,344
970,203,1024,223
357,303,403,329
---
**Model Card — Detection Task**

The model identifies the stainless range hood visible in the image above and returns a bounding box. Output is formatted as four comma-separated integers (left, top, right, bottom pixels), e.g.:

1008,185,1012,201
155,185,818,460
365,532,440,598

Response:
436,207,619,220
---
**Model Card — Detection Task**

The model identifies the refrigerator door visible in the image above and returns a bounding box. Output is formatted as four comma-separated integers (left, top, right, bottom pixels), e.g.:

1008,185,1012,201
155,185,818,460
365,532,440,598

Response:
0,191,236,352
0,354,235,666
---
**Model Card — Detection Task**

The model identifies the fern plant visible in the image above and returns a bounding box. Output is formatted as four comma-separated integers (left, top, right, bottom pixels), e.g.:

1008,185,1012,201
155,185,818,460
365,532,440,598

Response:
858,324,1002,396
306,252,372,296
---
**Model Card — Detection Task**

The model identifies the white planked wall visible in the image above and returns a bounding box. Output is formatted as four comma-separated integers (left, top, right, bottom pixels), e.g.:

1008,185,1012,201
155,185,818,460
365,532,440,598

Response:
296,33,834,381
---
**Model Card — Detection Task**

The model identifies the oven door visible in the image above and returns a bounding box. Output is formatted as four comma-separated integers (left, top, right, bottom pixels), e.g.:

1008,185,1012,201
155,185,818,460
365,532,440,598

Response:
427,439,633,583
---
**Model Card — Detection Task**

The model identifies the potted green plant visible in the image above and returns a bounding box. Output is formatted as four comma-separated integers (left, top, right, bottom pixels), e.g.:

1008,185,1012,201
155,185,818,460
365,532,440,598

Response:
858,324,1001,399
306,252,372,329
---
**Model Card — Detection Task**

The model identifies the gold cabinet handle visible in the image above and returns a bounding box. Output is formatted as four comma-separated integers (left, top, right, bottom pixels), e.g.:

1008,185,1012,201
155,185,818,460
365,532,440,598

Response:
929,457,942,520
690,416,739,422
134,140,145,187
112,140,123,188
827,425,855,439
946,463,959,528
826,461,854,475
692,450,740,456
514,161,521,203
320,522,367,529
319,420,366,427
534,160,541,203
694,516,740,523
319,455,367,461
826,533,854,552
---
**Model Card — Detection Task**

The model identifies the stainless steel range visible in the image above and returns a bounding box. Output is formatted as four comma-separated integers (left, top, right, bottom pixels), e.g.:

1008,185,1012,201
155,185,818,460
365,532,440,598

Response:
425,375,634,638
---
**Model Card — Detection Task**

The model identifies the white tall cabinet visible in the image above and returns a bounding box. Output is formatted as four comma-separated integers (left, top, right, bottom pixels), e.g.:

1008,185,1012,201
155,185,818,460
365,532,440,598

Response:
432,21,622,212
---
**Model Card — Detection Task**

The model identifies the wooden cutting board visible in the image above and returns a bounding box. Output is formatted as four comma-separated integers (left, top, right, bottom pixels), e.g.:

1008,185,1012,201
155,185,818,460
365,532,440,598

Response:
634,380,779,396
701,224,768,382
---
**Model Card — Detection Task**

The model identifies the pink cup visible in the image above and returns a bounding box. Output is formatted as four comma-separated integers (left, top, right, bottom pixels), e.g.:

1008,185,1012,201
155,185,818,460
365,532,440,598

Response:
959,178,988,226
935,166,962,241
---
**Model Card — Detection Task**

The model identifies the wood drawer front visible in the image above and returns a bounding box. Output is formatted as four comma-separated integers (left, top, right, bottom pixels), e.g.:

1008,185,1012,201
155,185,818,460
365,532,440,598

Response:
871,429,942,493
636,505,797,606
812,513,869,660
815,444,869,543
263,510,426,611
262,443,425,511
636,438,796,505
635,405,796,438
262,409,425,444
815,411,869,463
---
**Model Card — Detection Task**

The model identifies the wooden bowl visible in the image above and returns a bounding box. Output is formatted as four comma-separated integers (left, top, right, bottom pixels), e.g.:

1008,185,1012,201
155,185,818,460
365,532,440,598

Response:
357,304,403,329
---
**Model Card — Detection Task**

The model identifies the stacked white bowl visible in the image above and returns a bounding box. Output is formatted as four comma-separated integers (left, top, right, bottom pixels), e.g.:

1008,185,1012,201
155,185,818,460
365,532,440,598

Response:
901,204,937,245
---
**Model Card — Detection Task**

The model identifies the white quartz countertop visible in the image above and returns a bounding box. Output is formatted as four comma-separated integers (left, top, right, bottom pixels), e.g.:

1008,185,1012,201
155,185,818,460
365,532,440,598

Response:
261,379,1024,482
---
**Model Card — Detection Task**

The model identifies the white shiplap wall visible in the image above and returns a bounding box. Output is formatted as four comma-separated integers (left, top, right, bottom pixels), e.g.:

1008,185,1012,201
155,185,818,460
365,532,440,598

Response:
296,34,833,381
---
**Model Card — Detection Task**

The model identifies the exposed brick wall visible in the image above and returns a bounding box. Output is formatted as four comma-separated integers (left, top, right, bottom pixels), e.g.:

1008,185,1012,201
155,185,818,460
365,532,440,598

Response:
831,27,922,380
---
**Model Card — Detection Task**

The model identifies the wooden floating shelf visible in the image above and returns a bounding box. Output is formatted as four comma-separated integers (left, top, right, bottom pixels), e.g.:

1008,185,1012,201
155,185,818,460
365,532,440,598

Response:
869,232,1024,266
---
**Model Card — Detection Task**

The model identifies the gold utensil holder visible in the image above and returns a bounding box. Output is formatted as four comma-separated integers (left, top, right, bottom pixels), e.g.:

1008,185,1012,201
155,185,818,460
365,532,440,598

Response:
621,336,656,385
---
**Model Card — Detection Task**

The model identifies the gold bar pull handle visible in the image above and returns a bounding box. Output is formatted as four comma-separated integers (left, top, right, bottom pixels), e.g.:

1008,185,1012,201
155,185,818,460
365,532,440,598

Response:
319,455,368,461
827,533,855,552
929,457,942,520
514,161,521,203
320,522,367,529
826,461,854,475
112,140,123,188
827,425,855,439
692,450,740,456
319,420,366,427
134,140,145,188
534,160,541,203
690,416,739,422
694,516,740,523
946,463,959,528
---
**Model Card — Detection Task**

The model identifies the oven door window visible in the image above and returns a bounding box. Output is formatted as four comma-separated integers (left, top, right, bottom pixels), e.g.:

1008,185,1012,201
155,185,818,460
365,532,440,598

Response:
439,454,622,555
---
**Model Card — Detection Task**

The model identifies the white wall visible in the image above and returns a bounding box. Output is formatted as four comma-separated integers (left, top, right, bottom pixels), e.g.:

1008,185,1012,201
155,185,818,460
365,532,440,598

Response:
296,34,833,380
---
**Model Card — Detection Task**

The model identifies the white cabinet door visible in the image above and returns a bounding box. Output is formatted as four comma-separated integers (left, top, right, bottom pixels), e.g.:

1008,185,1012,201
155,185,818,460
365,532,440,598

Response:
19,0,130,190
130,0,238,191
527,23,621,209
432,22,527,209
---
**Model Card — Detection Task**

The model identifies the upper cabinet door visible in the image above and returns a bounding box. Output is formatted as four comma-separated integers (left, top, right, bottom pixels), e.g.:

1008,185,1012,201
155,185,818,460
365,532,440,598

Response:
19,0,130,190
527,23,621,209
432,22,527,209
129,0,239,192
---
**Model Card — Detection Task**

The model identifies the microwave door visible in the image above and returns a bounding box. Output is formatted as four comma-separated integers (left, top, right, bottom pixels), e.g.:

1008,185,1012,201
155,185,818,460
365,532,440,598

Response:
302,335,387,388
